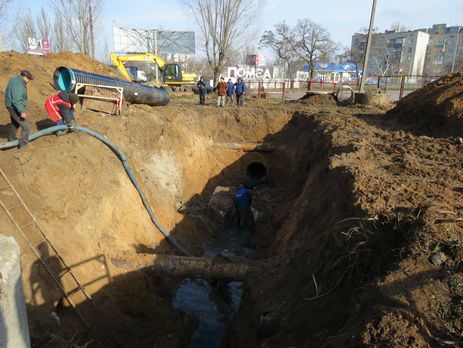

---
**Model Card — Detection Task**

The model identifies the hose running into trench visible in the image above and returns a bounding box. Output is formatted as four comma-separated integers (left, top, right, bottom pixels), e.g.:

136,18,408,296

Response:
0,125,191,256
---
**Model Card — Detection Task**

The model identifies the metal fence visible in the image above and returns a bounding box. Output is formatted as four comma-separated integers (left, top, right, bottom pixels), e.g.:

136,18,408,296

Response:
245,79,358,99
371,75,441,99
245,74,442,101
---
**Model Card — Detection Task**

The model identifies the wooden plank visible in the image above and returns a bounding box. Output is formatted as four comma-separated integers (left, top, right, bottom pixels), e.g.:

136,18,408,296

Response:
79,85,120,114
76,84,123,115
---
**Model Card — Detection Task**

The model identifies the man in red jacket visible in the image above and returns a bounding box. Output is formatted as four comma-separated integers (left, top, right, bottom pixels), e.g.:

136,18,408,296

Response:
45,92,79,134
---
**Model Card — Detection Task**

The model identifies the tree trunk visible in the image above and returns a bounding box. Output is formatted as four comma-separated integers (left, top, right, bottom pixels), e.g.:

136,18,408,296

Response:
111,253,253,280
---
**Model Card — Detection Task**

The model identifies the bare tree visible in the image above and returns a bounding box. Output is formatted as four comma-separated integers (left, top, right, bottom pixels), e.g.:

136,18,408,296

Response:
351,26,384,84
0,0,12,47
36,7,51,40
51,0,103,57
339,47,363,87
0,0,9,17
52,9,71,52
228,44,256,67
389,21,408,33
373,52,390,76
291,18,336,79
13,10,36,52
358,26,378,34
179,0,262,85
259,21,298,78
101,39,112,64
188,56,214,80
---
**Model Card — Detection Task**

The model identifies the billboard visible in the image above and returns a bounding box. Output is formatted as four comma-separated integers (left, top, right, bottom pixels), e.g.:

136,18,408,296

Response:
27,38,50,56
113,27,195,55
246,54,265,67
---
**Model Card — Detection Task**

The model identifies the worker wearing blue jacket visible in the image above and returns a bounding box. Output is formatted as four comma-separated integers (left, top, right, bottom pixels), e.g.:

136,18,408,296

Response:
234,184,254,230
226,79,235,106
234,77,246,107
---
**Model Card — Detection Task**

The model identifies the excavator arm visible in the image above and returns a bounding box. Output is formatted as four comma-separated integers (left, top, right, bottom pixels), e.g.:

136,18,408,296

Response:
110,53,132,81
110,52,197,87
110,53,166,83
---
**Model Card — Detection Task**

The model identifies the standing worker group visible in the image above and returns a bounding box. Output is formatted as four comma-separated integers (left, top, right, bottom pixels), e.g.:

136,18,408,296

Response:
4,70,33,149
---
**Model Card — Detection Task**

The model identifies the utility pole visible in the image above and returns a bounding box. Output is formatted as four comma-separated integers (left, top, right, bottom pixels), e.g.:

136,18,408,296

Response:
451,25,461,73
359,0,377,93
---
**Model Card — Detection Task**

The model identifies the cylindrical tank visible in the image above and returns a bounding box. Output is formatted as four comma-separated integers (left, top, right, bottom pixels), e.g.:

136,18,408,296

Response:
53,66,170,106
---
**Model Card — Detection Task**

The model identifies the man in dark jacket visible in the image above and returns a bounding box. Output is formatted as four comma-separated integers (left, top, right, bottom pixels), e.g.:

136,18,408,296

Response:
226,79,235,106
197,76,207,105
4,70,33,149
235,77,246,107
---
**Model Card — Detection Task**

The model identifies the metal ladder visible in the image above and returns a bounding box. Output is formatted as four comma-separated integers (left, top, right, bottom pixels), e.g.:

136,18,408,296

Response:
0,167,120,347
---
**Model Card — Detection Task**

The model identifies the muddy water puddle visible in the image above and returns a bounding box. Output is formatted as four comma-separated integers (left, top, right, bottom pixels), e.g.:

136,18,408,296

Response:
172,227,254,347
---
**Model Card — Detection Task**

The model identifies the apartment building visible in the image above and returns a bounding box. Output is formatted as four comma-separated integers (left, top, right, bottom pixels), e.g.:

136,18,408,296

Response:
351,29,429,76
421,24,462,75
351,24,462,76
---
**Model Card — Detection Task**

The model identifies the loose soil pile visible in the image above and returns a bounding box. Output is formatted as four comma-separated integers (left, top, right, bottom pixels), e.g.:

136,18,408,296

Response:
297,93,338,108
0,52,462,347
387,72,463,136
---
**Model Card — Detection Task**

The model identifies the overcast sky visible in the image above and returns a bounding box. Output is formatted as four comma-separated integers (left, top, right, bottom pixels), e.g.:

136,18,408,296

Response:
14,0,463,60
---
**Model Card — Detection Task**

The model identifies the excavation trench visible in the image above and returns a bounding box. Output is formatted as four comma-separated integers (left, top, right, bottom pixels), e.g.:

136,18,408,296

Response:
16,107,400,348
2,52,457,348
108,110,340,347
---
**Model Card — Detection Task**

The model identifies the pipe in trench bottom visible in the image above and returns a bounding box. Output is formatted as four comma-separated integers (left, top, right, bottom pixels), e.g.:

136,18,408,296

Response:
111,254,253,281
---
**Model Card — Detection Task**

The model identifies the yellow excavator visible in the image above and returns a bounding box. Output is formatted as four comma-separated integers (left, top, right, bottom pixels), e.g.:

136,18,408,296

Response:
110,52,197,88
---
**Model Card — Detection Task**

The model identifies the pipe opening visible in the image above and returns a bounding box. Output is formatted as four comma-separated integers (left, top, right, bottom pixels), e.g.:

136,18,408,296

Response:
246,162,267,182
53,67,76,92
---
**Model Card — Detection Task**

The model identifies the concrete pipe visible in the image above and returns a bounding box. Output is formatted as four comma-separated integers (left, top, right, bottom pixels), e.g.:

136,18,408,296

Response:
246,162,267,181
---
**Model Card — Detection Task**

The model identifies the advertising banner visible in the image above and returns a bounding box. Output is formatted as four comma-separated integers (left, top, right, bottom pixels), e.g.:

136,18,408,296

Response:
27,38,50,56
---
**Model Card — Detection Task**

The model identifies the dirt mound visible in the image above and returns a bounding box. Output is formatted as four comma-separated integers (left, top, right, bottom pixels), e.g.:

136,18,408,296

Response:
226,108,463,347
387,73,463,135
297,92,337,107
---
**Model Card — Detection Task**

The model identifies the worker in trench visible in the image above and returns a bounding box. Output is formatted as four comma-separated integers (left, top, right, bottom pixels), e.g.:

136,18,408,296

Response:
234,182,255,235
44,91,79,135
209,183,256,306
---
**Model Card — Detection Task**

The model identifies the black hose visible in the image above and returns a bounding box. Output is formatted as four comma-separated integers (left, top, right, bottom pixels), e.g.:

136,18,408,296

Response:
1,125,191,256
